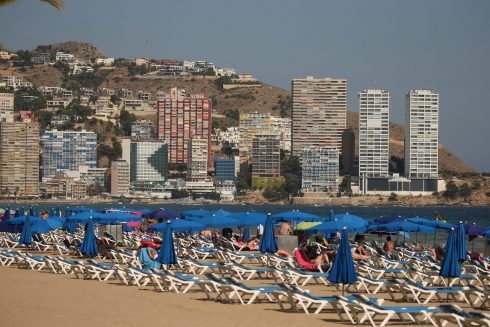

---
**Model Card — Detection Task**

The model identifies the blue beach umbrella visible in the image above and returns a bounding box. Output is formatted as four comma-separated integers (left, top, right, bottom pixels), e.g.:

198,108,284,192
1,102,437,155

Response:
407,217,454,229
334,213,368,229
440,229,460,279
98,212,142,224
192,214,241,228
156,223,177,265
66,211,105,223
455,223,467,262
19,215,32,245
55,206,61,217
259,214,278,254
8,215,43,225
328,228,357,295
483,230,490,238
29,207,34,217
227,211,267,227
19,207,25,217
80,219,98,257
181,209,211,218
367,221,435,234
272,210,323,223
373,216,404,224
144,209,181,220
305,219,366,234
31,219,63,234
49,208,54,218
149,219,205,233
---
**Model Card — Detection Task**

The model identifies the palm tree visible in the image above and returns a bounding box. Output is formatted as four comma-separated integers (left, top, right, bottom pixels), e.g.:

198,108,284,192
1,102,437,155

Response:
0,0,64,10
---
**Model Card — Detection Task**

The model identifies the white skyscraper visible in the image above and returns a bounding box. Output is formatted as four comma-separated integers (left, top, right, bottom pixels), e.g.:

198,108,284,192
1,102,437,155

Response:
301,146,339,192
358,89,390,178
405,90,439,178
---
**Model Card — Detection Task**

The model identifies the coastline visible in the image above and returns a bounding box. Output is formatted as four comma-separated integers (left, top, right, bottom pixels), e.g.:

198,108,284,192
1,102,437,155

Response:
0,195,488,207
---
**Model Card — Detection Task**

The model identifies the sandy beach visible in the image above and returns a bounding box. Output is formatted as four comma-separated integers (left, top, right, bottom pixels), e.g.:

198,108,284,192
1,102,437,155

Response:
0,262,479,327
0,265,339,327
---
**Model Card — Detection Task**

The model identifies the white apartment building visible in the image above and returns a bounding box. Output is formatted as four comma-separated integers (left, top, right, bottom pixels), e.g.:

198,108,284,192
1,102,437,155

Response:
188,138,209,181
0,92,14,122
301,146,339,192
270,116,291,152
291,76,347,158
239,113,271,158
55,52,75,62
405,89,439,178
95,58,115,66
213,127,239,148
46,99,69,110
358,89,390,178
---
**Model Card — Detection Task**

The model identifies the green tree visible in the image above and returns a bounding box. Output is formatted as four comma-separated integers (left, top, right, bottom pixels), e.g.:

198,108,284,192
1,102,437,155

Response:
458,183,472,198
171,189,189,199
224,108,240,121
388,193,398,202
35,110,53,129
119,110,137,136
339,176,352,195
284,174,301,196
236,171,250,194
443,181,459,199
87,183,103,196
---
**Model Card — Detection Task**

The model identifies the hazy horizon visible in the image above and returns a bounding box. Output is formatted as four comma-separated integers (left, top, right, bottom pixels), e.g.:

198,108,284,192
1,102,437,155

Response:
1,0,489,171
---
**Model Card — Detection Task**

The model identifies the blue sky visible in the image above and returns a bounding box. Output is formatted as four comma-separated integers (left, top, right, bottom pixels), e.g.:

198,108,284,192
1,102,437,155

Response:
1,0,489,171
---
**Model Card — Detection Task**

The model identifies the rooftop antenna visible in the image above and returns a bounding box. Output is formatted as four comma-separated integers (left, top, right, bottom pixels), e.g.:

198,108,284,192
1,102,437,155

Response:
145,39,150,60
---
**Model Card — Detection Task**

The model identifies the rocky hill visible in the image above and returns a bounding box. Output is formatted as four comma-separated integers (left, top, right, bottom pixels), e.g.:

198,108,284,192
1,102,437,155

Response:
0,41,476,173
33,41,107,61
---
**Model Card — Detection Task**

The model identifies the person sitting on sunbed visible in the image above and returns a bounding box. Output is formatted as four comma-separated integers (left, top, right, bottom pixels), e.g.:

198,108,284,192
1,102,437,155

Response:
137,243,160,270
302,244,330,268
383,236,395,257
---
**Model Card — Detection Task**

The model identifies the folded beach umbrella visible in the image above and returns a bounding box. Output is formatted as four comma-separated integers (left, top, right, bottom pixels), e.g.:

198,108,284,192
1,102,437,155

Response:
19,215,32,245
455,223,467,262
19,207,25,217
29,207,35,217
49,208,54,218
305,219,366,234
31,219,63,234
148,219,205,233
156,223,177,265
144,209,181,220
272,210,323,223
241,228,250,243
181,209,211,218
55,206,61,217
407,217,454,229
80,219,98,257
328,228,357,295
259,214,278,254
227,211,267,227
440,228,460,279
483,230,490,238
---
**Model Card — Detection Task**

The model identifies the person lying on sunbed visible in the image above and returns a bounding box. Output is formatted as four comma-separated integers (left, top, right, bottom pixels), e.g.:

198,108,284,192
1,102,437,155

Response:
232,236,260,251
137,243,160,270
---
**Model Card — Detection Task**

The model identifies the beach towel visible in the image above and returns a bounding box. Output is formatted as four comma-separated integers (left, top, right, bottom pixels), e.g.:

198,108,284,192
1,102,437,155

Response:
138,248,160,270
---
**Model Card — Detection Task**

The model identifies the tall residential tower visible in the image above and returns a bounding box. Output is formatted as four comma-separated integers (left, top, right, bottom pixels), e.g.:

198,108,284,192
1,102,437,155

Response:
405,90,439,178
291,76,347,159
358,89,390,178
156,88,212,166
